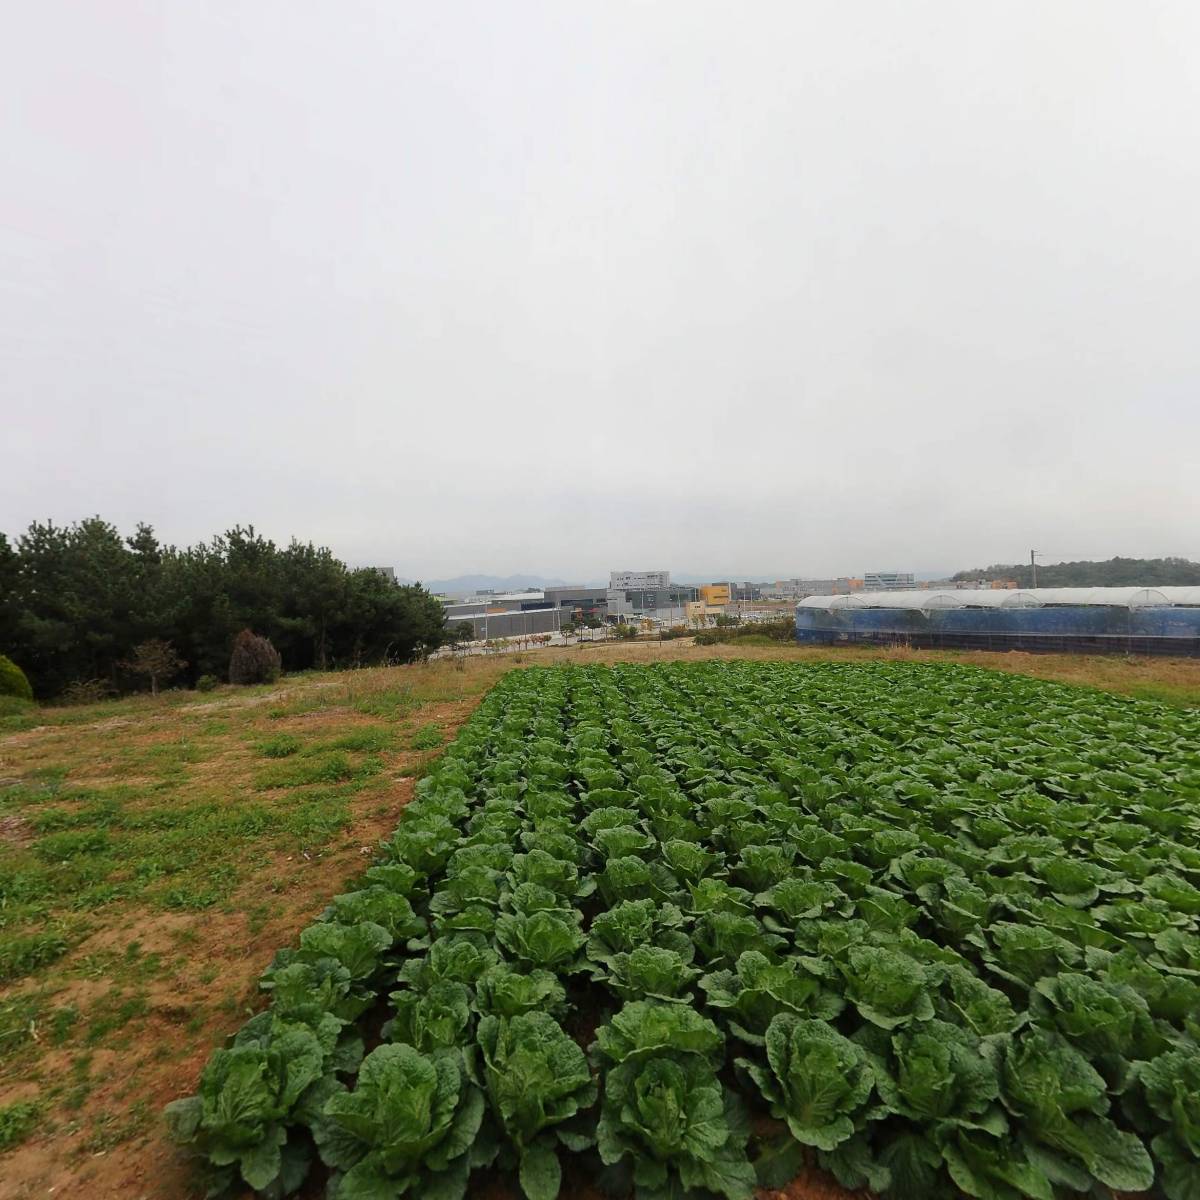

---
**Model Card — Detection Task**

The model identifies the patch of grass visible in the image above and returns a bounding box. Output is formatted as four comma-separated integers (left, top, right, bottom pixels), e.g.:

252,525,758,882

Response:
84,990,149,1046
82,1098,150,1153
0,991,47,1057
253,752,354,790
0,865,54,907
30,799,121,834
0,696,39,733
50,1004,79,1045
0,929,71,983
0,1098,41,1151
352,687,418,718
256,733,300,758
33,829,110,861
154,862,240,911
1125,682,1200,707
69,882,128,911
275,797,352,848
266,693,327,719
28,766,70,788
410,723,443,750
311,726,395,754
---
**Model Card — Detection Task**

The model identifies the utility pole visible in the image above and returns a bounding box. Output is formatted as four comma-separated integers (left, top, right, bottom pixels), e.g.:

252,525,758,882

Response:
1030,549,1040,589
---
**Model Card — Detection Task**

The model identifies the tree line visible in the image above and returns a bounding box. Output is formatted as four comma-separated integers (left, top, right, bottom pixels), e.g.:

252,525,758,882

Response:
952,556,1200,589
0,518,448,700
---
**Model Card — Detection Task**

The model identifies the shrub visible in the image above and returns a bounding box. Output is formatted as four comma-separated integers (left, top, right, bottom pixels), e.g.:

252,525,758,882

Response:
59,678,115,705
694,618,794,647
0,655,33,702
228,629,282,686
121,638,185,696
195,674,218,693
659,626,694,641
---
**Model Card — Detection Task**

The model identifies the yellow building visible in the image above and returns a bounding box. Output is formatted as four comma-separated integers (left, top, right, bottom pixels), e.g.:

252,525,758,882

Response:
699,583,732,605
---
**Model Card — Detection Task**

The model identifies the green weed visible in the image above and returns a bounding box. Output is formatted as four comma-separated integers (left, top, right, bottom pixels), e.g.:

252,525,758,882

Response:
311,726,394,754
0,1099,41,1151
253,752,354,790
33,829,109,861
0,930,70,983
256,733,300,758
410,724,443,750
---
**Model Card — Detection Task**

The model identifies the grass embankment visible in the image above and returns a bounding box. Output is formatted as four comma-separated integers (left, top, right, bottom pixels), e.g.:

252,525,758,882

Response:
1,641,1198,1198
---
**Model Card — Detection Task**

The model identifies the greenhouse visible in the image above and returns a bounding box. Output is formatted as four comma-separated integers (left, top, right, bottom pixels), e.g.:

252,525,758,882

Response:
794,586,1200,656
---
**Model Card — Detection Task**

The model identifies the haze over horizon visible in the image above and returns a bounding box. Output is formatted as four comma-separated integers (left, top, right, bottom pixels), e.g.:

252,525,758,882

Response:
5,3,1199,578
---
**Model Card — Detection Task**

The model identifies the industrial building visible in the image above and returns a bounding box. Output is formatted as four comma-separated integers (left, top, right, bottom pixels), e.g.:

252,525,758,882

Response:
543,586,608,620
606,571,700,624
447,607,566,640
795,587,1200,656
440,591,555,621
768,578,858,599
863,572,916,591
610,570,670,590
607,585,698,624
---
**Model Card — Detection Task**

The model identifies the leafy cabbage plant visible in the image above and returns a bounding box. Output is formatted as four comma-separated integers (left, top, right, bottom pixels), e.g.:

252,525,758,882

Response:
472,1012,597,1200
592,1000,725,1069
838,944,937,1030
700,950,842,1045
320,887,426,947
596,1056,756,1200
165,1021,330,1196
1126,1047,1200,1200
736,1014,877,1153
587,899,691,972
605,946,702,1004
493,910,587,974
387,981,472,1054
314,1043,487,1200
998,1029,1154,1192
474,963,567,1019
394,936,500,991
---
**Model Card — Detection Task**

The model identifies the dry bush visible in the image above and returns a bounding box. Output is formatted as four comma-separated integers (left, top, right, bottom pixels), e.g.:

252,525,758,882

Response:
228,629,282,685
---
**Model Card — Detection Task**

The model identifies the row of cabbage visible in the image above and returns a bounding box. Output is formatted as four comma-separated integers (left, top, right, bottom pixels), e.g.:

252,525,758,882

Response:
167,661,1200,1200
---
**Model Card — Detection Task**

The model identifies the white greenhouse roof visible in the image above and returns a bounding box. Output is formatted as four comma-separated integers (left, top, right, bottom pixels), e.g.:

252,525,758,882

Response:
796,586,1200,611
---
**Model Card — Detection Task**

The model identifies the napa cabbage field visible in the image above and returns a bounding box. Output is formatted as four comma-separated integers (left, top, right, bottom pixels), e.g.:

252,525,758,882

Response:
166,661,1200,1200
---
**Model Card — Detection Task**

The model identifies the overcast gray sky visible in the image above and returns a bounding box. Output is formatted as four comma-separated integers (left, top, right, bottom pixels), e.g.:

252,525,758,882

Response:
4,2,1199,581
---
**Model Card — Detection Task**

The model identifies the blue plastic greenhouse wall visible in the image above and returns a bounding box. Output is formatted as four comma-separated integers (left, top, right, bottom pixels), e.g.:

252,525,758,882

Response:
794,605,1200,656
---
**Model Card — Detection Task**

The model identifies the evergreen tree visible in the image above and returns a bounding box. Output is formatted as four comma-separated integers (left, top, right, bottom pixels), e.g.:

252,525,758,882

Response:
2,518,448,699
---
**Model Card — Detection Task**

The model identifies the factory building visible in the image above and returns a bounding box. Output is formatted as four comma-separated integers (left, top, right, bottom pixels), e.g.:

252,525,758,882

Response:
445,607,566,640
863,572,916,591
610,570,671,590
543,586,609,620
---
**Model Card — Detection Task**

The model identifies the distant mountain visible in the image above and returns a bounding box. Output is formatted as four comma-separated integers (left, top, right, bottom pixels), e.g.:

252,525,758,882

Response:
952,556,1200,588
397,573,578,595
